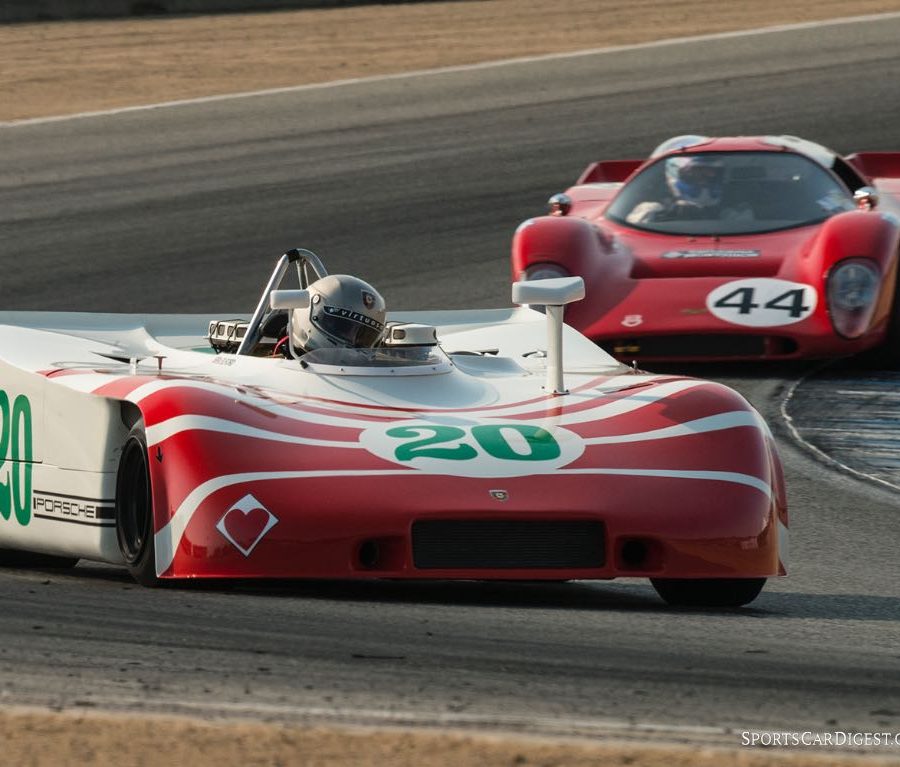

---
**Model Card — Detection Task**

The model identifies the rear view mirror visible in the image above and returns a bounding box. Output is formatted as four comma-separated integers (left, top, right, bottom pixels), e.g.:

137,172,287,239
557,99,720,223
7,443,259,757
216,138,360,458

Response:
511,276,585,395
270,289,310,310
512,277,585,307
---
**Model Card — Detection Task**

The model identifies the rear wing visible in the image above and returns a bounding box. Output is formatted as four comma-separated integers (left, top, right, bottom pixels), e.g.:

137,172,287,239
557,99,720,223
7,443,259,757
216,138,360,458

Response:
845,152,900,180
575,159,644,185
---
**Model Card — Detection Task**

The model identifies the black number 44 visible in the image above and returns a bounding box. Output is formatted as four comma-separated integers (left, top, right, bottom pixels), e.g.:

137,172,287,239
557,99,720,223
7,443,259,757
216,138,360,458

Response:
714,287,809,318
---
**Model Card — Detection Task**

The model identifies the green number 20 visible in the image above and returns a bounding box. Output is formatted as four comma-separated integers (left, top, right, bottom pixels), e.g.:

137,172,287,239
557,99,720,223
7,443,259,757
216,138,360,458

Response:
387,423,561,463
0,391,34,526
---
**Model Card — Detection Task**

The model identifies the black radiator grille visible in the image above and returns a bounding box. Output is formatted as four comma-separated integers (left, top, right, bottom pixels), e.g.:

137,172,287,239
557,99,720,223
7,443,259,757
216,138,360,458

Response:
611,334,775,358
412,520,605,569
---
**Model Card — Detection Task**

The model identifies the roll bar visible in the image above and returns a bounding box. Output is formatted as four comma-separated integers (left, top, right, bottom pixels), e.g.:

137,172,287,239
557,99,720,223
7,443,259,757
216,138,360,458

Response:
236,248,328,356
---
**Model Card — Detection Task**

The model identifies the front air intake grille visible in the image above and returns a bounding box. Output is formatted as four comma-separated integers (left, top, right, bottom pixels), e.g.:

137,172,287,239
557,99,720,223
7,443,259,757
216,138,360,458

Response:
611,334,797,358
411,520,605,569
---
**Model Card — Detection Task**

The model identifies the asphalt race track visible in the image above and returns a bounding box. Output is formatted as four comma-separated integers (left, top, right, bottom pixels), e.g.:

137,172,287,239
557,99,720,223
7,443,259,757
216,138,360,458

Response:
1,16,900,746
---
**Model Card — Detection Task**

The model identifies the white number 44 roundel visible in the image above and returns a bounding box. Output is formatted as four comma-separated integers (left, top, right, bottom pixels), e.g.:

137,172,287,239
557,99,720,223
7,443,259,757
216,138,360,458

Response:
706,278,817,328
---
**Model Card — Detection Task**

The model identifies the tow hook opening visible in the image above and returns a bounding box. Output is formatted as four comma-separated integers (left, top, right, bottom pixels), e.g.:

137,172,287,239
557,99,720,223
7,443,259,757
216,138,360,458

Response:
617,537,664,572
358,540,380,569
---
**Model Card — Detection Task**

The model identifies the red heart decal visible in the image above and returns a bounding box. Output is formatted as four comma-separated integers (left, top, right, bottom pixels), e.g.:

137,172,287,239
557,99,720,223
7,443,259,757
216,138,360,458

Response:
222,506,272,554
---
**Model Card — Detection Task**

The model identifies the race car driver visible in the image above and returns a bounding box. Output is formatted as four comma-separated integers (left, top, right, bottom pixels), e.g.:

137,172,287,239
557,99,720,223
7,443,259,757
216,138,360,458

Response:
626,155,743,224
288,274,387,354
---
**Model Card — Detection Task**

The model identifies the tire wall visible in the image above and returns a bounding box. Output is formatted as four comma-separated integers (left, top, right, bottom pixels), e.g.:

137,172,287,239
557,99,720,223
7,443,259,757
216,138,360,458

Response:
2,0,438,24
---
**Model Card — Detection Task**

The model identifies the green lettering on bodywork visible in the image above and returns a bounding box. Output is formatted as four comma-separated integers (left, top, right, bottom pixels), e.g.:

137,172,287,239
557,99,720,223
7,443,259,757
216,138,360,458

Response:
0,390,33,526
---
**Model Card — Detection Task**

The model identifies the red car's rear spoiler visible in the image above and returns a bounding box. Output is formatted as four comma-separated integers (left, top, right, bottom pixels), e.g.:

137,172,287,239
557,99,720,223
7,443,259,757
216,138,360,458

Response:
576,159,644,185
845,152,900,180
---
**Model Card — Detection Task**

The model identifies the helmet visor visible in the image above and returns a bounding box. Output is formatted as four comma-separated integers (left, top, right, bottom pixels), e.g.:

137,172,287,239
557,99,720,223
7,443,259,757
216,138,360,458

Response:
678,162,723,185
312,305,385,347
672,160,724,206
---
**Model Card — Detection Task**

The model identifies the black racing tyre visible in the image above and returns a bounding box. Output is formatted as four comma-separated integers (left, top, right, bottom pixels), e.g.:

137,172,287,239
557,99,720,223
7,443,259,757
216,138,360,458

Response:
115,423,159,587
0,548,79,569
651,577,766,608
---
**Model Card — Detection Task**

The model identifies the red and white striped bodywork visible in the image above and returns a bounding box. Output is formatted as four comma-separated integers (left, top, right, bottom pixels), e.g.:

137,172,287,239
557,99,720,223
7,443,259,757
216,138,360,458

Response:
0,307,787,581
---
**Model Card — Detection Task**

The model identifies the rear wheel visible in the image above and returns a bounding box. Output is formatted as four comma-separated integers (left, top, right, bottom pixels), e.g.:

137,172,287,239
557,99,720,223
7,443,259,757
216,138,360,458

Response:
651,577,766,608
115,424,159,587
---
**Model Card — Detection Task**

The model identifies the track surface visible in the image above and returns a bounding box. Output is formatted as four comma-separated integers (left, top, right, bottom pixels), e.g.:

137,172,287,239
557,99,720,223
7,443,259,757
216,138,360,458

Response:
787,366,900,491
2,17,900,744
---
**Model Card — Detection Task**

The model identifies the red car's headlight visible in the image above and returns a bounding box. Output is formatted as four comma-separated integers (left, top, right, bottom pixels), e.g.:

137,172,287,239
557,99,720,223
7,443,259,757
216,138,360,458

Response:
827,258,881,339
524,263,570,281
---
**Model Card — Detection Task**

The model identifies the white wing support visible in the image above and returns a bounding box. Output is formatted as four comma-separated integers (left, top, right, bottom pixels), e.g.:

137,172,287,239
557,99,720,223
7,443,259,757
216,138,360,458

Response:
512,277,586,394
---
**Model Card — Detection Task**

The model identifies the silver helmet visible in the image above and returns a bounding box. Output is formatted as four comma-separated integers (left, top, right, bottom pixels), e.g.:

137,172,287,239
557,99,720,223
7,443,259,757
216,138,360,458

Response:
291,274,386,352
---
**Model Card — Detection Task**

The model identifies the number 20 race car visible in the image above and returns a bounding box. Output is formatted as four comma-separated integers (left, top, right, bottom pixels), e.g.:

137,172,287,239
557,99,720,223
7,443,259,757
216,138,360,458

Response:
512,135,900,363
0,250,786,606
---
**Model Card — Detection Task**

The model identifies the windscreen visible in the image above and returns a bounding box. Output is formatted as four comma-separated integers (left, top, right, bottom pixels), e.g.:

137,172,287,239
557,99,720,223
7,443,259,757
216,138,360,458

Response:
605,151,855,235
301,345,451,376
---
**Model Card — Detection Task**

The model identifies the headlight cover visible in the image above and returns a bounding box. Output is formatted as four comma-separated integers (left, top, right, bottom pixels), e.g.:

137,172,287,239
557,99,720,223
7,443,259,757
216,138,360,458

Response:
524,263,570,281
827,258,881,338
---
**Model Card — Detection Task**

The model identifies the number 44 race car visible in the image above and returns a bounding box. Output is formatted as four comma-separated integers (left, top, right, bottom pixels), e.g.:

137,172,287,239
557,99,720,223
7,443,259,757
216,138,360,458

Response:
0,249,786,606
512,135,900,363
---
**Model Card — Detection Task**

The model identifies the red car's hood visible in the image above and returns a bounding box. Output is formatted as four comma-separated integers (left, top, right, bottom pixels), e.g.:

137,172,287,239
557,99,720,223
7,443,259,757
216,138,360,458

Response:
613,225,818,279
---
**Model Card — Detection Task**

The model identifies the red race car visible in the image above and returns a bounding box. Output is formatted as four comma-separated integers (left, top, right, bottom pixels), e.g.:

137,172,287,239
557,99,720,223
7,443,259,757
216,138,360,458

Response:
0,249,786,607
512,135,900,363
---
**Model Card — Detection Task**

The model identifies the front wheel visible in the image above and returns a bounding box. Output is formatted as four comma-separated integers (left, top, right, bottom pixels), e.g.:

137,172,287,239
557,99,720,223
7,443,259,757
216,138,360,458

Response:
651,577,766,608
115,424,159,587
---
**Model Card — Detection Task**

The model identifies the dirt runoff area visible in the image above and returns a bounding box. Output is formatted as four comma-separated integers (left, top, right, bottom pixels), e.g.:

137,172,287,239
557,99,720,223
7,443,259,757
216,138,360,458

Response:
3,707,900,767
4,1,900,765
1,0,899,121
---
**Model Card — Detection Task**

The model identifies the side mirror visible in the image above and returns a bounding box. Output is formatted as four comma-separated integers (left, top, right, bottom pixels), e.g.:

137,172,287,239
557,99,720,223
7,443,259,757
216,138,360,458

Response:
854,186,879,211
269,290,311,361
547,193,573,216
270,289,310,310
512,277,585,394
512,276,585,307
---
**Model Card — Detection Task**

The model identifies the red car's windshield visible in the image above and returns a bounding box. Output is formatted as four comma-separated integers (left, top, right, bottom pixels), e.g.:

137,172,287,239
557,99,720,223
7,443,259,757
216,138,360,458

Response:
605,151,855,235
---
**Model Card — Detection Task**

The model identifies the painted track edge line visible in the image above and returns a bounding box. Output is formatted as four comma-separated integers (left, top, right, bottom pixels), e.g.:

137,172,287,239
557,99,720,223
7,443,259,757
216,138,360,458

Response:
3,10,900,128
779,360,900,494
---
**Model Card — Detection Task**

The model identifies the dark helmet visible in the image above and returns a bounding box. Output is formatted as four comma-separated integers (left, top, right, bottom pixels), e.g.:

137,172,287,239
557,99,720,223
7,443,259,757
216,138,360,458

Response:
665,155,725,207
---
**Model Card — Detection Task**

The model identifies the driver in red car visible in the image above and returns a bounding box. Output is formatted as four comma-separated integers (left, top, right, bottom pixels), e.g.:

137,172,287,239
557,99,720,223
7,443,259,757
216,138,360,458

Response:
626,155,752,225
